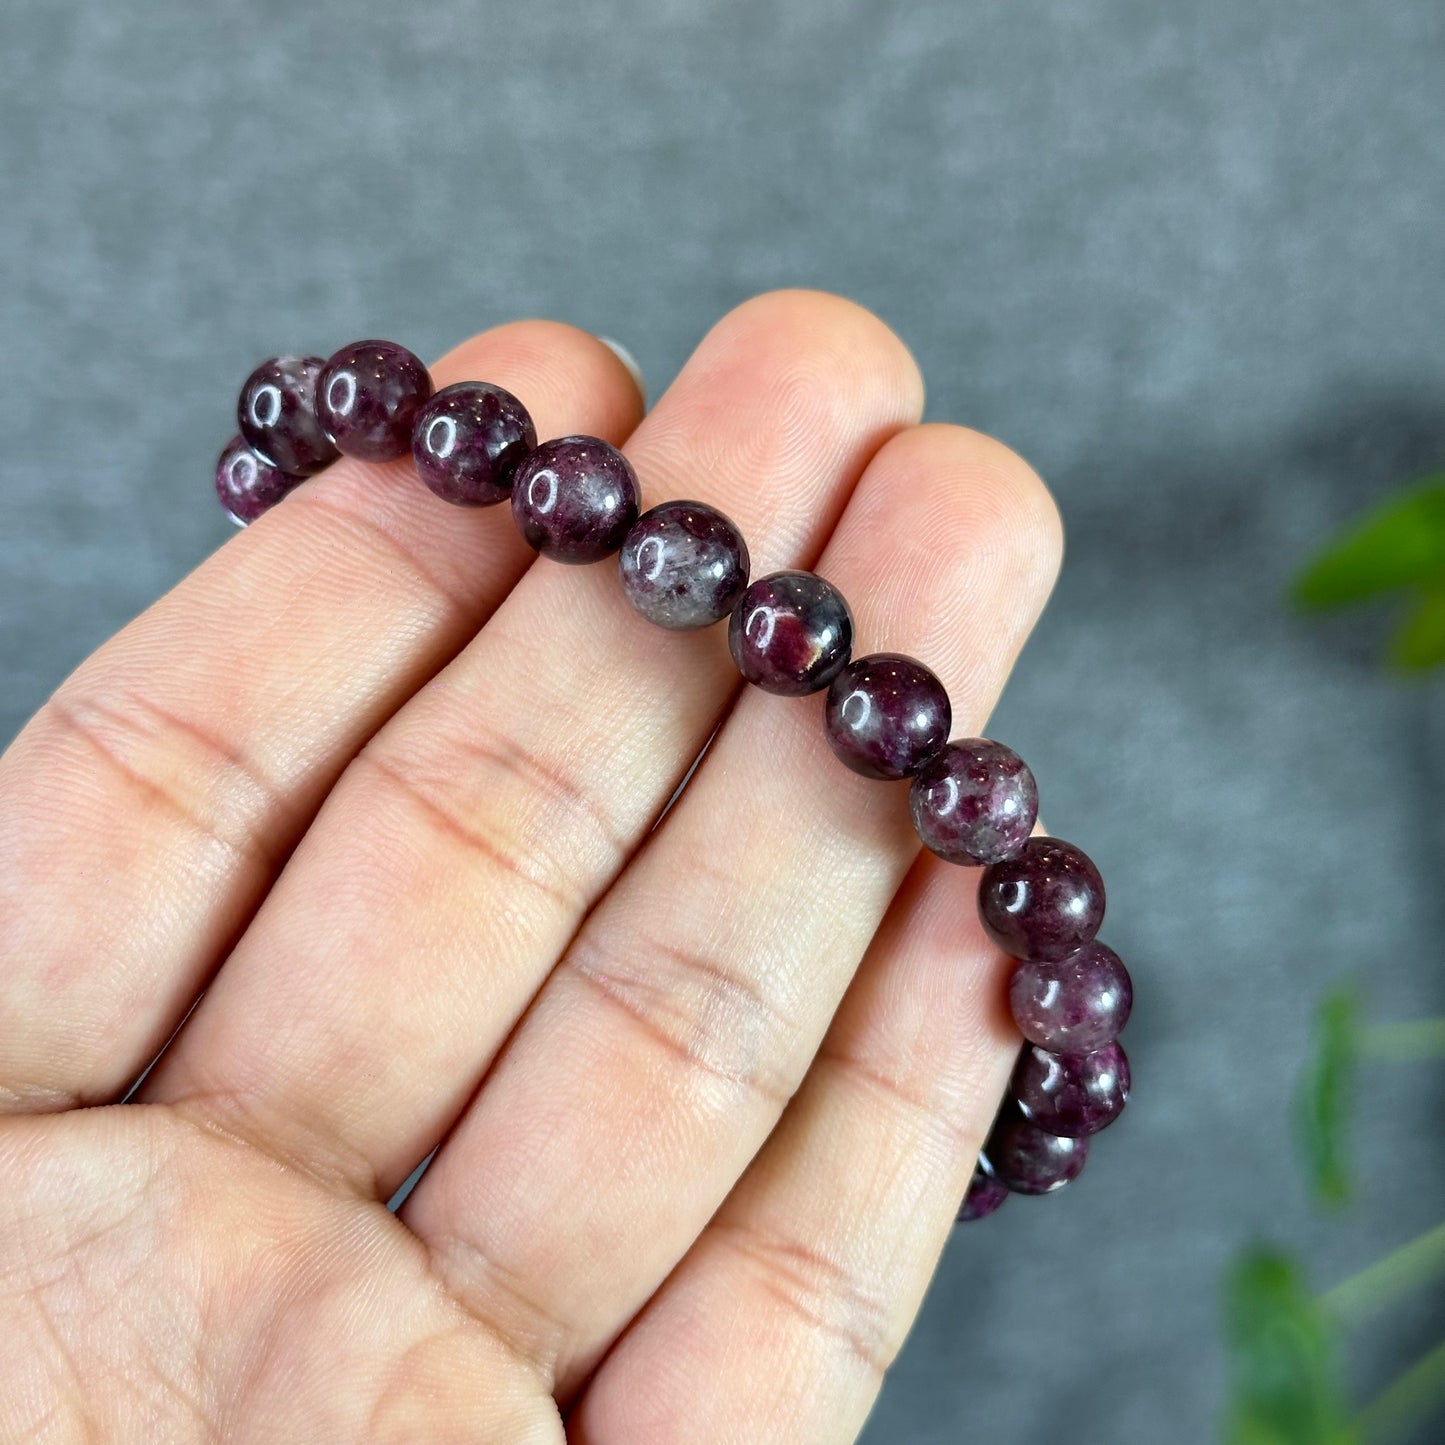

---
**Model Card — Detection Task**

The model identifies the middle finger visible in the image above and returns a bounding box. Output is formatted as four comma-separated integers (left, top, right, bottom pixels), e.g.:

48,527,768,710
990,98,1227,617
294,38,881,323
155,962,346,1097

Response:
144,290,923,1199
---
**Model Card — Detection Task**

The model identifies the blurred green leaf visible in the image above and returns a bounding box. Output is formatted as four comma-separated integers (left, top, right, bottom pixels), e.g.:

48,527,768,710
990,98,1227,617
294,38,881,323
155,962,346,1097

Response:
1294,986,1360,1208
1389,588,1445,670
1292,476,1445,610
1222,1247,1358,1445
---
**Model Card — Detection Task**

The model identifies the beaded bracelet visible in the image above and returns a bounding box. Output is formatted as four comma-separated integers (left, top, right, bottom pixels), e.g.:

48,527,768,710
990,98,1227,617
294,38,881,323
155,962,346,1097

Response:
217,339,1135,1223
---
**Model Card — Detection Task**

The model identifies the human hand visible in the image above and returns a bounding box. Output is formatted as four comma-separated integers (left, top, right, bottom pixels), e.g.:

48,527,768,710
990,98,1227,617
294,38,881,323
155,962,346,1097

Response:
0,291,1062,1444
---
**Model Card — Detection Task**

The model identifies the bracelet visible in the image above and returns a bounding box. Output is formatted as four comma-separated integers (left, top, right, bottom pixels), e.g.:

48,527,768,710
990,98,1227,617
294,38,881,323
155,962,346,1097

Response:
219,339,1135,1223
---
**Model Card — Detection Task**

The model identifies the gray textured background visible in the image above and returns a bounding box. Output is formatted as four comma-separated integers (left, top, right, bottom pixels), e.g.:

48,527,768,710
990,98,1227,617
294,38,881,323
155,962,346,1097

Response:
2,1,1443,1440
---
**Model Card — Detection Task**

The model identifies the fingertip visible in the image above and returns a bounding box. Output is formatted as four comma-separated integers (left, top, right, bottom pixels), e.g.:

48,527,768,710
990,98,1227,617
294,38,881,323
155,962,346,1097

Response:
706,289,926,431
432,320,646,445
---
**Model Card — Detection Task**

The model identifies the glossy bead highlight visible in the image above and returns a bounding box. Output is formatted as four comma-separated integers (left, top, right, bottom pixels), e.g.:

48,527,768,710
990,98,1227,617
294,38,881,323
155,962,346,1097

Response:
987,1107,1090,1195
511,435,641,563
910,738,1038,864
823,653,951,780
214,434,301,524
978,837,1105,963
1009,942,1133,1053
728,570,854,696
619,500,750,629
1013,1041,1130,1137
237,355,338,477
316,340,433,462
412,381,536,506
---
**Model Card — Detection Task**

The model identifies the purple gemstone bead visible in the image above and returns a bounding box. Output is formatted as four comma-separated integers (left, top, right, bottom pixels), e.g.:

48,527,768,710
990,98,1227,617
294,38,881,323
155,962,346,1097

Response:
1013,1041,1130,1137
619,500,750,630
214,434,301,524
412,381,537,506
957,1165,1010,1222
910,738,1038,865
1009,942,1133,1053
511,435,641,563
978,837,1106,963
728,570,854,696
987,1106,1090,1195
237,355,338,477
823,653,951,780
316,340,433,463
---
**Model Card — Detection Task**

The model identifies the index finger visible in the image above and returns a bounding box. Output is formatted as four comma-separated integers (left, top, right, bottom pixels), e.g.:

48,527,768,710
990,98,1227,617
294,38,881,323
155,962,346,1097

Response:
0,321,643,1112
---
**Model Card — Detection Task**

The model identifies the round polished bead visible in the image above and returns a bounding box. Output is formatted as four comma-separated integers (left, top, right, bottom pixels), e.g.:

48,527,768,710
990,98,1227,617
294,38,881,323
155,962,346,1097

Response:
823,653,951,780
237,355,338,476
1009,942,1133,1053
1013,1041,1130,1137
412,381,536,506
619,500,750,629
727,570,854,696
316,339,433,462
214,434,301,524
910,738,1038,864
957,1165,1010,1222
978,837,1106,963
511,435,641,563
987,1106,1090,1195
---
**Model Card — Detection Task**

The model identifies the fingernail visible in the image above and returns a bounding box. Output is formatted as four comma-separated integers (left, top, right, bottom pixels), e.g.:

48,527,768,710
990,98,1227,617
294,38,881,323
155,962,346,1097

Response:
597,335,646,408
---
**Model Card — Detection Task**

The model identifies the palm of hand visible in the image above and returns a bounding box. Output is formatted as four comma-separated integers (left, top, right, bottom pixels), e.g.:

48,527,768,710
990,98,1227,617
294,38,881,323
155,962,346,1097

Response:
7,1108,557,1441
0,292,1062,1444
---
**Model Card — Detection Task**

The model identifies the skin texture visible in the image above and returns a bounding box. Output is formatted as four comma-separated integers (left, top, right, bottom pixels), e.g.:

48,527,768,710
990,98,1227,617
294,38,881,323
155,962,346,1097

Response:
0,292,1064,1445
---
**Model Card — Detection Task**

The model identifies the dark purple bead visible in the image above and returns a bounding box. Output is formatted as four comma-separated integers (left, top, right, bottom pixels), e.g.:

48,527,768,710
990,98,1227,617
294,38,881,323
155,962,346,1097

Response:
728,570,854,696
978,837,1106,963
511,435,641,563
1013,1041,1130,1137
910,738,1038,864
412,381,537,506
316,340,433,463
823,653,951,780
987,1106,1090,1195
619,500,750,630
957,1165,1010,1222
237,355,338,476
214,434,301,524
1009,942,1133,1053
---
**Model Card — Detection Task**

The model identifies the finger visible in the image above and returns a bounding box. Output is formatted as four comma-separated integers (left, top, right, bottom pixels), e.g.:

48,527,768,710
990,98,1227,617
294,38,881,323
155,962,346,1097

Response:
404,422,1062,1393
142,291,925,1198
572,852,1015,1445
0,322,643,1112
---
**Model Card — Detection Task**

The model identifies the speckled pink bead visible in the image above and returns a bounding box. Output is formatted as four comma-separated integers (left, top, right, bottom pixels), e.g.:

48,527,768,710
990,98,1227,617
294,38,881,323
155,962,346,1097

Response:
978,837,1106,963
237,355,338,477
910,738,1038,865
728,570,854,696
823,653,951,780
1012,1041,1131,1137
1009,942,1133,1053
511,435,641,563
412,381,536,506
316,340,433,463
986,1107,1090,1195
957,1165,1010,1222
214,434,301,524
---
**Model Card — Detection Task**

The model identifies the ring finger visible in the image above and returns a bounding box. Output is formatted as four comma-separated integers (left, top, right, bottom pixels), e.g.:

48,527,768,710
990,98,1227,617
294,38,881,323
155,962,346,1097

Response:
404,420,1063,1394
142,291,925,1202
0,319,642,1112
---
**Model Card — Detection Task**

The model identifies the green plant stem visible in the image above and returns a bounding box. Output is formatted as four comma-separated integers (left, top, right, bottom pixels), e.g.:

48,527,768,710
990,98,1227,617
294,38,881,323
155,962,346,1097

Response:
1354,1335,1445,1442
1358,1017,1445,1063
1322,1220,1445,1323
